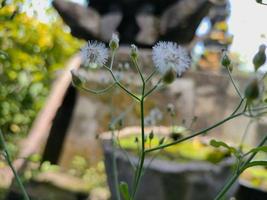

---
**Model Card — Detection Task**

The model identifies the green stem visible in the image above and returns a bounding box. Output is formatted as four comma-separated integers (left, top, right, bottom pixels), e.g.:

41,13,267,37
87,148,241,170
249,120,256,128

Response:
132,58,145,85
227,68,243,99
111,131,121,200
131,75,147,199
131,98,146,199
78,82,116,94
145,70,157,83
214,135,267,200
104,65,140,101
230,99,244,116
0,130,30,200
144,79,162,98
110,51,115,70
214,173,239,200
145,112,243,153
239,119,253,151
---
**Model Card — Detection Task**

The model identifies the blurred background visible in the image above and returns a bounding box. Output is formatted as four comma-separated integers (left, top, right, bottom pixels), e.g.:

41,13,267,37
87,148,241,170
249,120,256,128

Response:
0,0,267,200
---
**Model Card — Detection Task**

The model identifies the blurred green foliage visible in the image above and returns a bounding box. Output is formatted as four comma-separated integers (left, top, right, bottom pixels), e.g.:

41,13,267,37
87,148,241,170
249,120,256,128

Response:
118,134,230,164
0,1,82,139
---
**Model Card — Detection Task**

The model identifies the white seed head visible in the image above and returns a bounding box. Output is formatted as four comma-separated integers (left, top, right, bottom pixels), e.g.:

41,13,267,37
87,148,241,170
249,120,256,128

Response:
152,41,191,76
81,41,109,68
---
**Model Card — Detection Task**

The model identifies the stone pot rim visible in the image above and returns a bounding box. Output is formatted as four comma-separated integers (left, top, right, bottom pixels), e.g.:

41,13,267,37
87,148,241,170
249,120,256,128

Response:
100,126,235,173
239,179,267,193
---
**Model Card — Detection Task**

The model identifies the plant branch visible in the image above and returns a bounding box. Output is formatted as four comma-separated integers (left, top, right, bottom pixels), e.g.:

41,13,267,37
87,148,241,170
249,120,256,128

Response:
145,112,243,153
77,82,116,94
144,79,162,98
227,68,243,99
104,65,140,101
0,129,30,200
214,135,267,200
145,70,157,83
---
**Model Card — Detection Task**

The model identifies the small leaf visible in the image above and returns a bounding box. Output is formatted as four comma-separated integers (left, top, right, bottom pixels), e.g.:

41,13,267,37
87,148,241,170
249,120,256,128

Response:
119,182,131,200
210,139,237,154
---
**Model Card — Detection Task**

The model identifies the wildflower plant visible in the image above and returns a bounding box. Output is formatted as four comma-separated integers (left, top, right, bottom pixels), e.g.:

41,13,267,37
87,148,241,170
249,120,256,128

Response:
71,33,267,200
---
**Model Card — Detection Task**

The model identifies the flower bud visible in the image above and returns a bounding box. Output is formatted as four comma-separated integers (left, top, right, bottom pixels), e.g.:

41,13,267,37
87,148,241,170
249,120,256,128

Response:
159,137,165,145
130,44,139,59
109,33,119,51
253,44,266,71
71,70,85,87
162,68,176,84
221,50,231,68
149,131,154,141
245,79,260,102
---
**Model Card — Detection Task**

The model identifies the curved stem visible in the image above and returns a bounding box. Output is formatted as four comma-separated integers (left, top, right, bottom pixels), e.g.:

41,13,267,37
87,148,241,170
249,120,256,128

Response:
144,79,162,98
227,68,243,99
111,131,121,200
230,99,244,116
214,135,267,200
145,70,157,83
239,119,253,151
78,82,116,94
104,65,140,101
132,58,145,86
145,112,243,153
0,130,30,200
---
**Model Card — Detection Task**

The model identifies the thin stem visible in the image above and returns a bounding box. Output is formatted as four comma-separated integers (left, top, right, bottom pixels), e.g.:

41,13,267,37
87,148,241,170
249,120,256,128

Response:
248,105,267,112
110,51,115,70
145,112,243,153
239,119,253,151
227,68,243,99
214,135,267,200
104,65,140,101
230,99,244,116
214,173,239,200
77,82,116,94
131,77,146,199
0,130,30,200
131,98,145,199
116,134,136,171
132,58,145,86
144,79,162,98
111,131,121,200
145,70,157,83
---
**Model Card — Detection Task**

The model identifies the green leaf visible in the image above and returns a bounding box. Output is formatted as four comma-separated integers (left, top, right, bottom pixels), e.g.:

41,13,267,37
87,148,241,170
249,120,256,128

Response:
210,139,238,155
241,161,267,172
119,182,131,200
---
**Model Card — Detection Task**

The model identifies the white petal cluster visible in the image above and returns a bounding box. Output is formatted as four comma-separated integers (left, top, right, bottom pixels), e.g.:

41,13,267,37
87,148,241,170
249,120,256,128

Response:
81,41,109,68
152,42,191,76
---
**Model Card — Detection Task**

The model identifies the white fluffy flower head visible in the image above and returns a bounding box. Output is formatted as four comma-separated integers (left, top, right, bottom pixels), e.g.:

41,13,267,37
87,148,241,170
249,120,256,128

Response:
81,41,109,68
152,41,191,76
